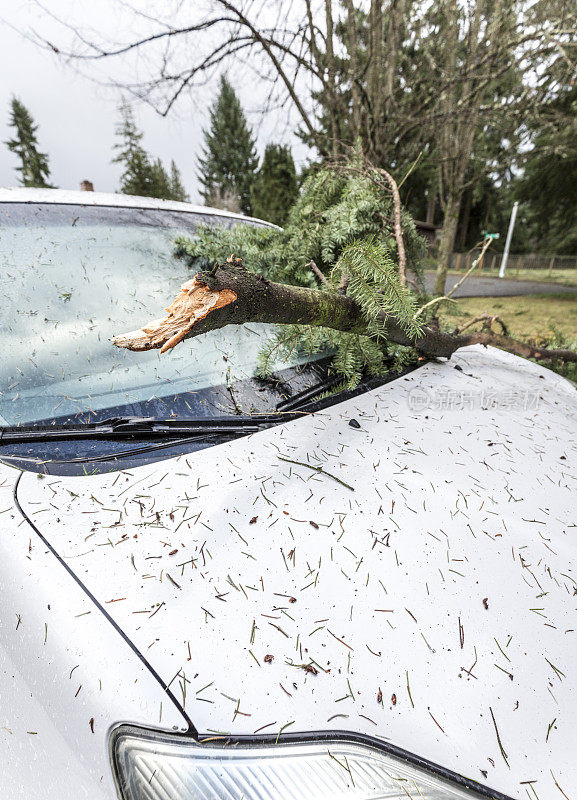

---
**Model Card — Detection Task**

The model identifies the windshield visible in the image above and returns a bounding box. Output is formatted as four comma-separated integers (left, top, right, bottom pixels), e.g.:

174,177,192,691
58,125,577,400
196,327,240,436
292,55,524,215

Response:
0,202,324,428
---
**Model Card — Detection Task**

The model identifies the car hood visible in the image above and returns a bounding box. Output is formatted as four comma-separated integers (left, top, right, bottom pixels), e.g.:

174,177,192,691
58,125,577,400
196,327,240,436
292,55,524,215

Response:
11,346,577,799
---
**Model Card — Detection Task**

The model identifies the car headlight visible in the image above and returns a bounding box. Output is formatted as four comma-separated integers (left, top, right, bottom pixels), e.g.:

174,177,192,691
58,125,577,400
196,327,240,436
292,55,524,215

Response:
111,726,504,800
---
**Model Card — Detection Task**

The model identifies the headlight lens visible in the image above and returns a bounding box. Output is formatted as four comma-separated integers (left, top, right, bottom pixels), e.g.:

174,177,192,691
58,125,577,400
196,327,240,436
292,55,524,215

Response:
112,727,492,800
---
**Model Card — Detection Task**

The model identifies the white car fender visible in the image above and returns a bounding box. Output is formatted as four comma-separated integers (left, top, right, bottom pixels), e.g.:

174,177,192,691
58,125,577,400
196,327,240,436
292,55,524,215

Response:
0,469,187,798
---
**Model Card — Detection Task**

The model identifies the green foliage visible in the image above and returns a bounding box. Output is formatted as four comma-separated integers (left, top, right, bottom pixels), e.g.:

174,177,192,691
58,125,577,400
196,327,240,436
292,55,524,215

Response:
169,160,189,202
255,324,390,390
516,86,577,254
113,102,155,196
179,155,426,285
176,158,427,387
150,158,172,199
535,330,577,384
5,97,53,188
251,144,298,225
197,75,258,215
332,238,422,340
113,102,188,200
175,223,280,277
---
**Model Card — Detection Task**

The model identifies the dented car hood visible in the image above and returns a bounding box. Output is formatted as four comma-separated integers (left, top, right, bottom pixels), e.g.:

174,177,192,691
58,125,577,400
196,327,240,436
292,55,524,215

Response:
8,345,577,799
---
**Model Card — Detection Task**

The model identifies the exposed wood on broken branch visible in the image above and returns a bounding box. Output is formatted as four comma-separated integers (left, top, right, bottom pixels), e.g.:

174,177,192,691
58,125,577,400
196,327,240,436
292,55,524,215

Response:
112,257,577,366
116,277,237,354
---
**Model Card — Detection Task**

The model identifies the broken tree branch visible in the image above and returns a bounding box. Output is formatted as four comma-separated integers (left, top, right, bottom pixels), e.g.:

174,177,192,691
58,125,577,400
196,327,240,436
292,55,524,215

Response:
112,257,577,366
379,167,407,287
453,331,577,363
456,313,509,336
112,257,462,358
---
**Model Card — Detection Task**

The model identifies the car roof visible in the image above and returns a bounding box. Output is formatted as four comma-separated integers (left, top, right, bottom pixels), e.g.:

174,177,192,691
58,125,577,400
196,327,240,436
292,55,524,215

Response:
0,187,276,227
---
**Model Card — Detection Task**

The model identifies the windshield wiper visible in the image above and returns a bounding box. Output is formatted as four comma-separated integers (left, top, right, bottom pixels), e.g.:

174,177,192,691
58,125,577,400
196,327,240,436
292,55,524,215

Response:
0,414,287,445
275,376,342,412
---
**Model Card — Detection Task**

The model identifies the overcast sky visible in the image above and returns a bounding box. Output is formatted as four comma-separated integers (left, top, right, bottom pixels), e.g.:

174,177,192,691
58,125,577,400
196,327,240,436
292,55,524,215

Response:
0,1,309,202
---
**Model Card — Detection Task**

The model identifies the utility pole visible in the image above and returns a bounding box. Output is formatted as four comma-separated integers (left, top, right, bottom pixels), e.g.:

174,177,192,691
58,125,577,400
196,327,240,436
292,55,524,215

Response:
499,201,519,278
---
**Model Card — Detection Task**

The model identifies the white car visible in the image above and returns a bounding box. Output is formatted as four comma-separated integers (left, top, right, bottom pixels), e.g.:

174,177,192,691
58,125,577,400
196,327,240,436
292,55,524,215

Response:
0,188,575,800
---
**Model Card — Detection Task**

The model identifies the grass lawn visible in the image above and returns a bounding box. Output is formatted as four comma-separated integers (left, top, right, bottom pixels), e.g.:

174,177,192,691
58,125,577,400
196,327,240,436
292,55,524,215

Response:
440,293,577,342
442,268,577,287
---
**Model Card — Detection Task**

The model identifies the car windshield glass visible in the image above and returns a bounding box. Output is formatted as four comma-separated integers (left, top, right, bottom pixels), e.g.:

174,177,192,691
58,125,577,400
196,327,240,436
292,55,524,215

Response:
0,202,326,427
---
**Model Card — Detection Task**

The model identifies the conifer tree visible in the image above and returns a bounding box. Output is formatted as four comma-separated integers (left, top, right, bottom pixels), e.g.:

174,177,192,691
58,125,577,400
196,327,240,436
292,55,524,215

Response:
113,101,156,196
5,97,53,188
113,102,189,200
251,144,298,225
150,158,172,199
169,160,189,202
149,158,189,201
197,75,258,215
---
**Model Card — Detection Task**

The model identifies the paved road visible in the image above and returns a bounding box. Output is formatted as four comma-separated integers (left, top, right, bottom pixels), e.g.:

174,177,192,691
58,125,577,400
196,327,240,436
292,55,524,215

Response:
424,272,577,298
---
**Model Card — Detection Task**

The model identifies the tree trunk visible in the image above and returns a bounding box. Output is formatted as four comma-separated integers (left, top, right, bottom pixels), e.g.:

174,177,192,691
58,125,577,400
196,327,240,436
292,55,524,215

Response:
425,188,436,225
344,0,362,140
383,0,406,115
324,0,339,157
458,185,473,250
367,0,384,157
434,193,460,295
112,258,577,366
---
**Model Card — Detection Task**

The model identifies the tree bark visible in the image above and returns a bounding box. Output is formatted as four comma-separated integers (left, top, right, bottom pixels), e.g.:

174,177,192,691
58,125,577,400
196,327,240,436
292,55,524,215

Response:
434,192,460,295
344,0,362,141
324,0,339,158
425,187,436,225
383,0,406,116
367,0,384,158
433,0,508,297
458,185,473,250
112,259,577,366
